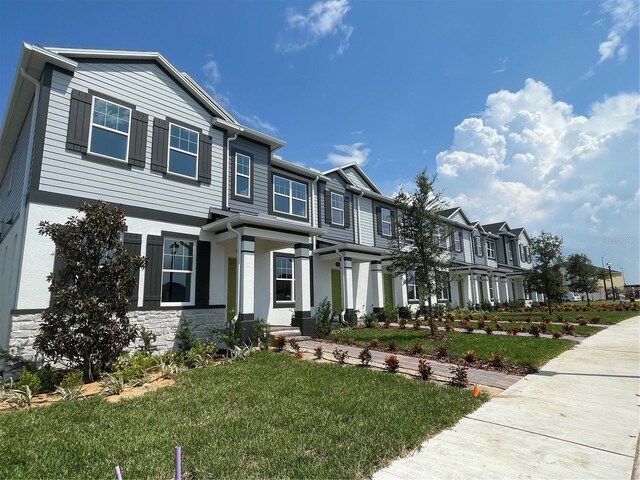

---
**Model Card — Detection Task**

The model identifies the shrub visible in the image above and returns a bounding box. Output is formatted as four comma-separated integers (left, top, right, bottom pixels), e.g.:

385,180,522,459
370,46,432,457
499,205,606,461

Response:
383,302,399,323
384,355,400,373
528,324,541,337
289,338,300,352
484,326,493,335
387,339,397,352
577,317,587,326
489,353,505,368
383,318,391,328
398,306,412,320
183,341,218,368
35,201,146,382
495,321,503,331
436,346,448,358
448,365,469,388
332,348,349,364
477,318,486,329
17,370,41,395
398,318,407,329
413,319,422,330
100,374,125,396
363,312,379,328
410,342,425,355
538,322,548,334
590,315,600,324
525,316,533,323
432,303,446,318
417,357,432,380
313,345,323,360
344,309,358,327
508,328,517,336
176,321,197,354
114,351,158,381
37,365,59,393
272,335,286,352
294,351,304,360
59,371,84,390
493,316,501,322
552,330,564,339
556,315,564,323
358,347,372,366
315,298,333,338
444,320,454,332
463,350,478,363
346,338,356,346
369,339,380,349
562,322,575,335
138,326,157,353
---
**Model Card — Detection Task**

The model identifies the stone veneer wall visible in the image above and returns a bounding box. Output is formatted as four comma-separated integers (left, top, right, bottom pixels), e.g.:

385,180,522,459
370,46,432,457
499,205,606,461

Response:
6,308,227,364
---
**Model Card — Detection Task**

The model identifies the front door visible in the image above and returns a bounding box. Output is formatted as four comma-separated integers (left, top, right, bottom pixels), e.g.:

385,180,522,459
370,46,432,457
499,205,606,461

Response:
227,258,236,320
457,279,464,307
331,269,343,313
383,273,393,306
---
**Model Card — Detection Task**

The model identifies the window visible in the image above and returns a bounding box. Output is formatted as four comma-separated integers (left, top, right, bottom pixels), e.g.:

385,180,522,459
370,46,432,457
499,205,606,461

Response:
331,192,345,226
274,254,294,304
234,153,251,198
436,225,448,248
520,245,526,262
161,239,195,304
273,175,307,218
474,235,483,257
453,230,462,252
507,242,513,261
89,96,131,160
381,208,392,236
487,240,496,259
406,270,418,301
526,246,531,263
168,123,198,178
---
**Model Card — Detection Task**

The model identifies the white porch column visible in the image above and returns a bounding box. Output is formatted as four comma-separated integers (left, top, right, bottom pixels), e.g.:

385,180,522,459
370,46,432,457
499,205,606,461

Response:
449,279,459,308
481,275,491,304
294,242,312,333
237,235,255,339
493,275,501,304
342,256,355,312
370,260,384,316
471,273,480,306
501,276,510,303
465,274,473,308
532,291,539,303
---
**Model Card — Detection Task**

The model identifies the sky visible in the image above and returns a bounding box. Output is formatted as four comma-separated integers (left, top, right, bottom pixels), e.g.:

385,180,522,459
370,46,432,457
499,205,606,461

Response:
1,0,639,283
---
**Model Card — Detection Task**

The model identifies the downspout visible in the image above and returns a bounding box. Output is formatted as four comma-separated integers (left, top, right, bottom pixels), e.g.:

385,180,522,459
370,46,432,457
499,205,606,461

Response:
336,248,346,323
355,190,364,244
226,222,241,325
11,67,41,311
311,175,320,250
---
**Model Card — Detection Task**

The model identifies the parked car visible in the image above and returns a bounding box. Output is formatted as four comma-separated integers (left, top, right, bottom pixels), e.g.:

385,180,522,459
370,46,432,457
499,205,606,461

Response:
564,292,582,302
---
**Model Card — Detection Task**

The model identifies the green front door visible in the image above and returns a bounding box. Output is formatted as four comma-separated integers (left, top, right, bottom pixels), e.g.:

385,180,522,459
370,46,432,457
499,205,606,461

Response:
227,258,237,320
383,274,393,306
457,279,464,307
331,269,343,313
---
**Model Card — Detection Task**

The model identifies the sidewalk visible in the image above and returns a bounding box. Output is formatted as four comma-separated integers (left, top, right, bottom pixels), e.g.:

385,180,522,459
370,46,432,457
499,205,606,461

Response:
373,315,640,480
298,339,522,390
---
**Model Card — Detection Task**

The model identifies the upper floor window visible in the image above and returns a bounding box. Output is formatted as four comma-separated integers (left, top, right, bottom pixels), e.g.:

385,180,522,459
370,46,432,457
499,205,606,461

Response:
168,124,199,178
487,240,496,259
436,225,448,248
381,208,392,237
526,246,531,263
162,238,195,305
507,242,513,261
89,97,131,161
331,192,345,226
453,230,462,252
273,175,307,218
474,235,483,257
235,153,251,198
406,270,418,301
274,254,294,305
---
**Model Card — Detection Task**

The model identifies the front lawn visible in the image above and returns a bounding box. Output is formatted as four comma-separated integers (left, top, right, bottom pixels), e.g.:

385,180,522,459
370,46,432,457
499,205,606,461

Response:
486,310,636,325
451,321,602,336
331,329,574,369
0,353,484,479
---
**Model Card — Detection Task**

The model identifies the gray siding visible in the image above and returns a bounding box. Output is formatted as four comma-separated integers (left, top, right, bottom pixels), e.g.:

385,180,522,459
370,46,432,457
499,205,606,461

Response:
373,201,395,249
451,211,466,224
462,230,473,263
318,173,354,244
344,167,371,191
39,63,224,219
0,102,33,239
358,197,374,246
471,231,486,266
518,236,532,270
227,136,269,215
496,237,507,264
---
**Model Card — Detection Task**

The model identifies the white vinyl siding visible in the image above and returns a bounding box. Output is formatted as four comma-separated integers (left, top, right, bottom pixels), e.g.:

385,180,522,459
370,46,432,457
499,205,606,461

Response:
39,63,224,218
358,197,374,246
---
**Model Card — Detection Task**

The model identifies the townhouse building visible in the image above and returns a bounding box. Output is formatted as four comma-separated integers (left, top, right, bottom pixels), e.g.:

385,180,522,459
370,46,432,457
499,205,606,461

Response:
0,44,539,362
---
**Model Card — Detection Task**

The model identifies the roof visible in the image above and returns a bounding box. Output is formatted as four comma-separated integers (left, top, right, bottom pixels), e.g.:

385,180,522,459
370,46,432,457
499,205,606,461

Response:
322,162,382,194
439,207,460,218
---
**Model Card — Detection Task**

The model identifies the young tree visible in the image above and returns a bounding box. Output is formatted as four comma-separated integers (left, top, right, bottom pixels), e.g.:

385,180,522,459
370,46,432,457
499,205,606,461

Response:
565,254,600,306
35,201,147,382
390,170,453,336
524,231,565,315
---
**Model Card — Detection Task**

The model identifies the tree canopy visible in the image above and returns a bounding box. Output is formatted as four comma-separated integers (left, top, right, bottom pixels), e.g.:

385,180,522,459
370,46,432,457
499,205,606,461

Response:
565,254,600,305
524,231,565,314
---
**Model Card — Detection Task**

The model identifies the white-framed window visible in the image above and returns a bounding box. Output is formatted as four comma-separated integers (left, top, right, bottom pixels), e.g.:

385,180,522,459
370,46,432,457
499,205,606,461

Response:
331,192,345,226
235,153,251,198
436,225,448,248
88,96,131,161
274,254,294,304
406,270,418,301
453,230,462,252
161,239,195,305
507,242,513,261
487,240,496,259
381,208,392,236
526,246,531,263
273,175,307,217
474,235,483,257
520,245,526,262
168,123,199,178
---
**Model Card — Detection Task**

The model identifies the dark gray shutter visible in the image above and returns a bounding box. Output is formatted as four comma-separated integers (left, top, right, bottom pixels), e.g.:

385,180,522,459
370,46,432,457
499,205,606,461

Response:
123,233,142,307
390,210,396,237
375,206,382,235
128,111,148,168
344,196,351,228
65,89,92,153
151,118,169,174
198,134,212,184
324,189,332,224
195,240,211,307
143,235,164,307
49,250,66,306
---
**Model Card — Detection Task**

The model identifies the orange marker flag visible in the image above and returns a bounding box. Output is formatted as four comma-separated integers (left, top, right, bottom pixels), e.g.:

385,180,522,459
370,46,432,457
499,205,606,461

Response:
473,384,480,397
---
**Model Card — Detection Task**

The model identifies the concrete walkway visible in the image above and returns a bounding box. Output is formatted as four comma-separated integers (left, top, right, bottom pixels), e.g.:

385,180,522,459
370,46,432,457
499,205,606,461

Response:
298,339,522,390
373,315,640,480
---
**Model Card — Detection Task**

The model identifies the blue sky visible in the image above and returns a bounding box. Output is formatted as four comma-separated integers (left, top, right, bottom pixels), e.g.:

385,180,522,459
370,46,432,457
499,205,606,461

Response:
1,0,639,283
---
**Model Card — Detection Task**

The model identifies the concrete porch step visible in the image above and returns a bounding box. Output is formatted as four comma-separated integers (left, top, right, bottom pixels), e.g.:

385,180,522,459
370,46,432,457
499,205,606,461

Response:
268,326,303,338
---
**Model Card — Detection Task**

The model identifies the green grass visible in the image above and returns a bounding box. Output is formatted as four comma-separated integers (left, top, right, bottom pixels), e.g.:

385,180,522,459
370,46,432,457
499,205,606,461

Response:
331,329,574,369
493,310,636,325
0,353,484,479
451,321,602,336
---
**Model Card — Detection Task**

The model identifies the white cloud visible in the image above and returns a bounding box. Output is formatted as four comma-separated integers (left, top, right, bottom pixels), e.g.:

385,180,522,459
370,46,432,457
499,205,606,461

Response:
201,57,277,134
492,56,508,74
276,0,354,56
436,79,639,279
326,142,370,166
597,0,638,64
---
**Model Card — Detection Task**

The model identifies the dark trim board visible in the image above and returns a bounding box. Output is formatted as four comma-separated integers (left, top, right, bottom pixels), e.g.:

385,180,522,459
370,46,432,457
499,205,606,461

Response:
11,305,226,315
29,64,55,194
213,222,313,238
160,231,200,241
29,190,209,227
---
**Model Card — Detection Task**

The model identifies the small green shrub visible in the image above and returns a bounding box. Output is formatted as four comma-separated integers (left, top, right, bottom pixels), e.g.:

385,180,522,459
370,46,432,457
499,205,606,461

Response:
17,370,41,395
387,339,397,352
410,342,425,355
358,347,372,366
183,341,218,368
59,371,83,390
37,365,59,393
384,355,400,373
369,339,380,349
114,351,158,381
138,326,157,353
344,310,358,328
417,357,432,380
176,321,197,354
101,374,125,396
383,302,399,323
398,306,412,320
363,312,379,328
315,298,333,338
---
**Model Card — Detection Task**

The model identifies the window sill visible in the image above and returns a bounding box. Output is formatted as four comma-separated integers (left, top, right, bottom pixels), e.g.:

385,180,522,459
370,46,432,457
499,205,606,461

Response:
273,301,295,309
231,193,254,204
84,153,132,170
